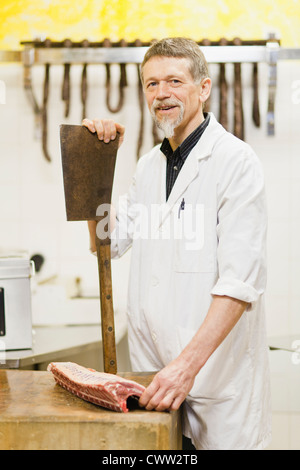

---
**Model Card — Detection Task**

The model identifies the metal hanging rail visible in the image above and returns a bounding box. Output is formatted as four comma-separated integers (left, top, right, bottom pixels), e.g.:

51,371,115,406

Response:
1,44,300,64
1,41,300,140
0,50,22,62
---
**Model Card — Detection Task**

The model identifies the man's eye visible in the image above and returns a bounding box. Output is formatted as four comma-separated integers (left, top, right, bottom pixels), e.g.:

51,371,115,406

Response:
170,80,181,86
147,82,157,88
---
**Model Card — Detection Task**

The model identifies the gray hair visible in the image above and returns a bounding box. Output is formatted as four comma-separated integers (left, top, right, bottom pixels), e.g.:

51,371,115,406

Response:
140,37,209,84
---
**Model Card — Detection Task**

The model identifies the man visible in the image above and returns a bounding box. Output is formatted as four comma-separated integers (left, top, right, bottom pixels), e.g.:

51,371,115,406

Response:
83,37,271,450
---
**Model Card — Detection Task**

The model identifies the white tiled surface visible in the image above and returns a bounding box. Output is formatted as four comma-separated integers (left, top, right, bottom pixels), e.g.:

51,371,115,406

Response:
266,348,300,450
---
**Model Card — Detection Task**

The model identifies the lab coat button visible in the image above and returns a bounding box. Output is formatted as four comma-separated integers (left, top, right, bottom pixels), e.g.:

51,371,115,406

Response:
151,332,157,342
151,276,159,286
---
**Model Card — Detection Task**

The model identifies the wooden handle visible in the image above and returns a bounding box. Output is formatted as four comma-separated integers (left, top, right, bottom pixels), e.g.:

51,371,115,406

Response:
96,239,117,374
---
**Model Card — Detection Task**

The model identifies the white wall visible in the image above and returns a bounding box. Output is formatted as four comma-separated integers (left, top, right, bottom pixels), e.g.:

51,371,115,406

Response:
0,58,300,338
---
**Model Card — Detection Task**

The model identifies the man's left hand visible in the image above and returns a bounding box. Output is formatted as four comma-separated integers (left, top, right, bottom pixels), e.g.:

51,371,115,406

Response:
138,359,195,411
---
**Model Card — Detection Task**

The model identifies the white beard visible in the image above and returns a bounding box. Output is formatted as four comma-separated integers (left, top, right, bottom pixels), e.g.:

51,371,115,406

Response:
151,99,184,138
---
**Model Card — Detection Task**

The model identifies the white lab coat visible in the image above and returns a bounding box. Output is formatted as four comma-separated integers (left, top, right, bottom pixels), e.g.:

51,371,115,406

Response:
111,113,272,450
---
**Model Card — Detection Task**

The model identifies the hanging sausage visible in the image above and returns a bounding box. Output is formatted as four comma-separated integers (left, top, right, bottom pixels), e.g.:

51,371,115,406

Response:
81,39,89,121
252,62,260,127
61,39,72,118
104,39,127,114
135,40,145,159
233,37,245,140
218,38,228,130
42,38,52,162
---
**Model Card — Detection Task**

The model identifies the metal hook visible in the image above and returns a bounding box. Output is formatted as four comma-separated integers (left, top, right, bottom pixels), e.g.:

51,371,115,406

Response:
22,44,42,140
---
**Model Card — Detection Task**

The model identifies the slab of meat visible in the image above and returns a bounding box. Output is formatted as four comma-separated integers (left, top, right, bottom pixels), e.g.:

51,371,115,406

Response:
47,362,145,413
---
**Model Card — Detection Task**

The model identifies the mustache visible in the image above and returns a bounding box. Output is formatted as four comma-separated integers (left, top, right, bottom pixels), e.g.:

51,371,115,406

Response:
151,98,183,112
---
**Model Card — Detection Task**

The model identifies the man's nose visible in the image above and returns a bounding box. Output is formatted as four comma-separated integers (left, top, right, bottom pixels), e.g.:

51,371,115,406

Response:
156,81,172,99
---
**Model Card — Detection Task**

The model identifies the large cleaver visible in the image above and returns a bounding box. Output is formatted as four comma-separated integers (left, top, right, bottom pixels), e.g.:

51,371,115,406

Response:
60,124,119,374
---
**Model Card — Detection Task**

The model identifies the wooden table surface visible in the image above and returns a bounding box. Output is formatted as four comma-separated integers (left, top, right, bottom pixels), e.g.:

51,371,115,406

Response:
0,368,182,450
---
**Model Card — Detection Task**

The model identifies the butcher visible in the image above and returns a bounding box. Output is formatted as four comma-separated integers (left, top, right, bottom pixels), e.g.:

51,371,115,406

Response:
83,37,272,450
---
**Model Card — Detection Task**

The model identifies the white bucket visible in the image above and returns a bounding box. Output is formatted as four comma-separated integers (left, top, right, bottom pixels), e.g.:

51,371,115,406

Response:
0,255,34,351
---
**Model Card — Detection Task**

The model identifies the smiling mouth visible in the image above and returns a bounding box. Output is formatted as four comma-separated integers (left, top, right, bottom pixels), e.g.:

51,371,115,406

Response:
157,106,177,112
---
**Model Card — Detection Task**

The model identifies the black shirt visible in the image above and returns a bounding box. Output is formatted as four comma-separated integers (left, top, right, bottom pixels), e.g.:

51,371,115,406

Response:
160,113,210,200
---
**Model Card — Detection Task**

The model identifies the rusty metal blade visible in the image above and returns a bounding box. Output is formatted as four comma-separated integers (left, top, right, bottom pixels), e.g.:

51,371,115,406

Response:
60,124,119,221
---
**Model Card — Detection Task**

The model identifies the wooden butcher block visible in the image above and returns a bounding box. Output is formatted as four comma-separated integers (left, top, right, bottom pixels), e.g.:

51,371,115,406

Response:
0,369,182,450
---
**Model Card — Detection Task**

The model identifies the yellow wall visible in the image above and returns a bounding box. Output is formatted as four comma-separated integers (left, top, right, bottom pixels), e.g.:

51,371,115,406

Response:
1,0,300,49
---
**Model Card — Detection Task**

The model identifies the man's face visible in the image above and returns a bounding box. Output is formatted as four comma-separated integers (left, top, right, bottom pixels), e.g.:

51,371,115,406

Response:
142,56,205,140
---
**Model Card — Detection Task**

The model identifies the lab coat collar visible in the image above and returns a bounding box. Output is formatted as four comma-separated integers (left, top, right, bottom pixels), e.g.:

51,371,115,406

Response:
158,113,225,225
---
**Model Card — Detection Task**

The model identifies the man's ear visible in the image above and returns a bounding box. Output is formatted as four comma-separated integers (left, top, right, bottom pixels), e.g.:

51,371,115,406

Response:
199,77,212,106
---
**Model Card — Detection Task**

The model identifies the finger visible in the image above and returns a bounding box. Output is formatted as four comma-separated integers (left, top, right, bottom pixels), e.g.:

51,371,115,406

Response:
102,119,117,143
143,385,173,411
145,391,165,411
115,123,125,147
169,394,185,411
152,389,186,412
93,119,105,141
138,380,160,409
154,392,176,412
115,122,125,138
82,118,95,133
145,395,163,411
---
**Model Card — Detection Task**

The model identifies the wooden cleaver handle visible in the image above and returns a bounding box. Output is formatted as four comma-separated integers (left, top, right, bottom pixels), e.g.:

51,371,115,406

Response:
96,239,117,374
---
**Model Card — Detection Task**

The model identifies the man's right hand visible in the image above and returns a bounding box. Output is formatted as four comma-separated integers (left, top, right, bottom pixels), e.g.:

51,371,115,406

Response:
82,118,125,148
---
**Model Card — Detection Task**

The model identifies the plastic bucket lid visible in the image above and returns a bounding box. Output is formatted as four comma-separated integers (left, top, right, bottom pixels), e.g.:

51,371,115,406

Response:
0,255,32,279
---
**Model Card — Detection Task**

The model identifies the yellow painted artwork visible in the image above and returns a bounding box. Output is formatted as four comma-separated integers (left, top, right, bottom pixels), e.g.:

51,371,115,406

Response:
0,0,299,49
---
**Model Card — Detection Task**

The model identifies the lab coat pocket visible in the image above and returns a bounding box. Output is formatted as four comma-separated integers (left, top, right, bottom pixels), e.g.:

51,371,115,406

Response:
174,206,216,273
177,325,236,400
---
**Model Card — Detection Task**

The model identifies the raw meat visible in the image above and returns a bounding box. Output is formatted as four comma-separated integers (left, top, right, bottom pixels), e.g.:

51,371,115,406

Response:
47,362,146,413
